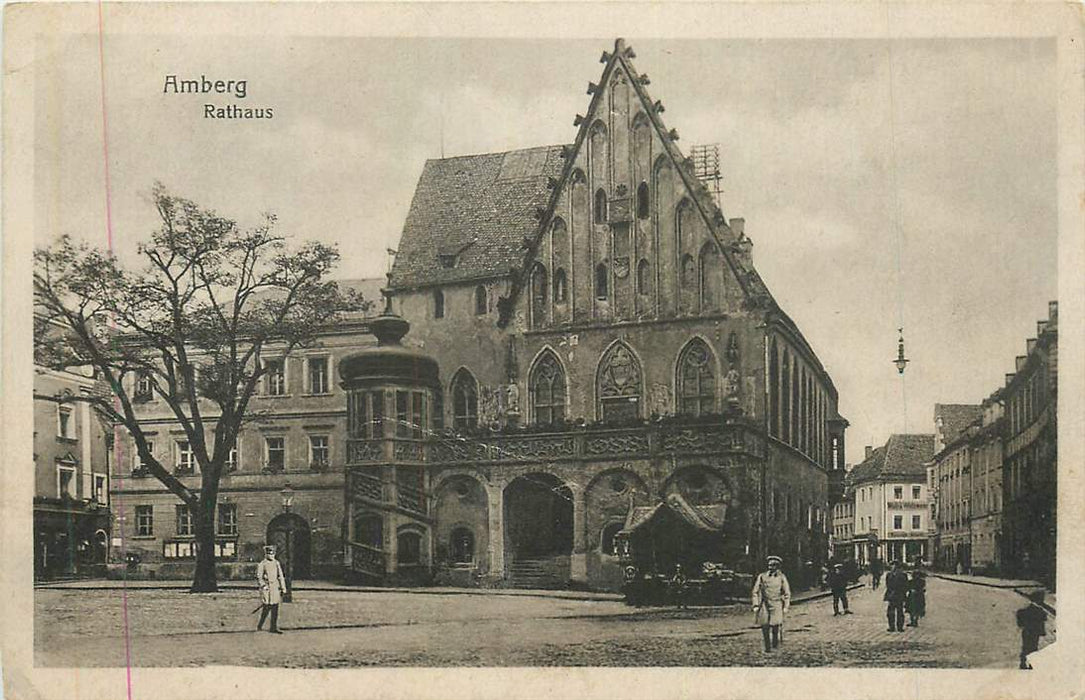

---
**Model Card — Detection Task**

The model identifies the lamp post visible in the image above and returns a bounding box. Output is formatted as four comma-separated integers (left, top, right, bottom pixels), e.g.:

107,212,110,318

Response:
280,483,294,603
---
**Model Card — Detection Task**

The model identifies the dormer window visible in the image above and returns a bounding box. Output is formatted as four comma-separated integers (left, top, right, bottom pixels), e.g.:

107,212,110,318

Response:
438,254,456,269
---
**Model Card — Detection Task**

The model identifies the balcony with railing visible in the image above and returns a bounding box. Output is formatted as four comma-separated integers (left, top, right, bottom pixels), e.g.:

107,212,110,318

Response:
345,418,765,468
348,541,385,577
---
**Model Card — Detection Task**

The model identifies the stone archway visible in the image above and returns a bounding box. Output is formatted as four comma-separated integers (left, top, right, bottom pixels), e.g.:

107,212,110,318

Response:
267,513,311,580
504,472,573,559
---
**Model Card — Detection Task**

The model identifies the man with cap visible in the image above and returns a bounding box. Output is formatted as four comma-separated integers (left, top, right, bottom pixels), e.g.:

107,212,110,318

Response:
1016,589,1048,669
828,563,852,616
256,544,288,633
752,555,791,651
883,559,909,632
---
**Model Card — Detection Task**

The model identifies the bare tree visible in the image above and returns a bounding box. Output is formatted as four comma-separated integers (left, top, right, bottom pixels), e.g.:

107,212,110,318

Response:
34,183,368,592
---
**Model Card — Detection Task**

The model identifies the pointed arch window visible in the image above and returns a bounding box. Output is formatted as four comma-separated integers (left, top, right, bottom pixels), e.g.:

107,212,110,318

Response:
433,289,445,319
553,268,568,304
699,241,723,311
678,339,716,417
781,352,791,444
597,342,642,423
451,369,479,430
636,259,651,295
595,263,609,300
551,217,568,252
474,285,487,315
636,182,650,219
681,254,696,291
594,189,608,224
530,351,566,426
530,263,548,327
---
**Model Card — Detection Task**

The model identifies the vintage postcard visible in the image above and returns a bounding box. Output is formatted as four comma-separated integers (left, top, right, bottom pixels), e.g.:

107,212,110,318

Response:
3,2,1083,699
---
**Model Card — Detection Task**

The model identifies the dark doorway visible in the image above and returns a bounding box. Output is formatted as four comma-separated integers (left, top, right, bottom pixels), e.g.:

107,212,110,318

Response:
504,473,573,558
267,513,312,579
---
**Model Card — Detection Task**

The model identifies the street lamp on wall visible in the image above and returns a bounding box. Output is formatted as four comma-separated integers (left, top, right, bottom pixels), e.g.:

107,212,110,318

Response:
280,483,295,512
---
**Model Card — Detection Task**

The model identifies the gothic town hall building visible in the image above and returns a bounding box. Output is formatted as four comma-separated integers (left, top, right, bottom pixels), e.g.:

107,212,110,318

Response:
342,39,849,591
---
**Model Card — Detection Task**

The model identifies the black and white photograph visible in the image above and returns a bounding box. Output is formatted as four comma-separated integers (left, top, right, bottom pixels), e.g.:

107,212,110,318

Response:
3,3,1083,699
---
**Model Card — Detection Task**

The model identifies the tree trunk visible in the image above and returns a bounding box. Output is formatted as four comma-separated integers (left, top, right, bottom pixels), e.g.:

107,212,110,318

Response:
190,498,219,592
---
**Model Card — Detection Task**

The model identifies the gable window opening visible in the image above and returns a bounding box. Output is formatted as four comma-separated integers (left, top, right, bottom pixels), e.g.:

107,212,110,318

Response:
636,182,650,219
474,286,487,315
553,268,568,304
308,357,329,395
434,289,445,319
135,372,154,400
594,188,608,224
595,263,609,300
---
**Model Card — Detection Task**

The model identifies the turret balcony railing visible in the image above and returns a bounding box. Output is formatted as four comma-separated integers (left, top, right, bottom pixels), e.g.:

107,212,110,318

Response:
345,419,766,468
396,483,427,515
348,541,385,576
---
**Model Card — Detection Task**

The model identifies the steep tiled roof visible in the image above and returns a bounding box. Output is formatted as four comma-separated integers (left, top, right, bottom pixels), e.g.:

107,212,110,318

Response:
389,145,567,290
935,404,982,447
851,434,934,484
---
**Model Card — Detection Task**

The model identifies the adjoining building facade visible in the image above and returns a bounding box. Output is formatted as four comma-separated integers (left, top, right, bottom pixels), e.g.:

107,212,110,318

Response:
348,38,849,591
829,470,855,562
33,365,113,579
848,435,934,567
968,393,1004,574
109,281,383,581
929,403,983,573
1001,301,1057,588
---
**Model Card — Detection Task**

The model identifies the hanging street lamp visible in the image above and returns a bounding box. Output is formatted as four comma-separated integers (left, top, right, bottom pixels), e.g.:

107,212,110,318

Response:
894,328,910,375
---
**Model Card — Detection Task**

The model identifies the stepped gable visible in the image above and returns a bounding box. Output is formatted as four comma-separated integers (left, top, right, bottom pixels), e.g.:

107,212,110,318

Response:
501,38,777,324
390,145,567,290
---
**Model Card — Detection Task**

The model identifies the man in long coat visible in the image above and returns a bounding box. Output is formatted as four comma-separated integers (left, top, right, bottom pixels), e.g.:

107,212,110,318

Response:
752,555,791,651
256,545,288,634
883,559,908,632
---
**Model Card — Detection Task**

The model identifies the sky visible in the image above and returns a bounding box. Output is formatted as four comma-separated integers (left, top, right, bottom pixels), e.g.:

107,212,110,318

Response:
34,33,1058,465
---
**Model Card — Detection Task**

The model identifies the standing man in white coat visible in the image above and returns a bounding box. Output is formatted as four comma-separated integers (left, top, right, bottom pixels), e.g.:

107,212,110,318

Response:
752,555,792,652
256,545,288,634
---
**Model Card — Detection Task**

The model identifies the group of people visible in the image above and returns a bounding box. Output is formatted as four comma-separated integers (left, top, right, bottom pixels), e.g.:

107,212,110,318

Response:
749,555,930,652
881,559,927,630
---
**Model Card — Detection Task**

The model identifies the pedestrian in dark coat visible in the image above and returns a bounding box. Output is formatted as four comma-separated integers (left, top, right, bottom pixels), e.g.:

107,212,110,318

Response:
870,558,884,590
828,564,852,616
1016,590,1048,670
906,570,927,626
883,560,908,632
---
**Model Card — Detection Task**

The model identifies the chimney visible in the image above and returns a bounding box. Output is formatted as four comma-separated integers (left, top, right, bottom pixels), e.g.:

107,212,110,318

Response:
1026,338,1037,354
730,217,745,238
1005,373,1015,386
1048,300,1058,321
1015,355,1027,372
1037,320,1047,336
865,445,873,460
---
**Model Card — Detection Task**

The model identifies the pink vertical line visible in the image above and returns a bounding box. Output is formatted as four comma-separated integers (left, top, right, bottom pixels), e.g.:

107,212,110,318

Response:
96,1,134,696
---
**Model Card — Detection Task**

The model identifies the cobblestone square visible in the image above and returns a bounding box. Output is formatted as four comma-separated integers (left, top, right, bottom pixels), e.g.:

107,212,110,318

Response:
35,576,1052,668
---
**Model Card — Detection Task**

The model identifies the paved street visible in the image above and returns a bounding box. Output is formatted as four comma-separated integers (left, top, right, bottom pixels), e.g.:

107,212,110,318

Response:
35,576,1052,668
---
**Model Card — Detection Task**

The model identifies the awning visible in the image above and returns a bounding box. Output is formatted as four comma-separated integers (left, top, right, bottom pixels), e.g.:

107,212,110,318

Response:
620,492,726,535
